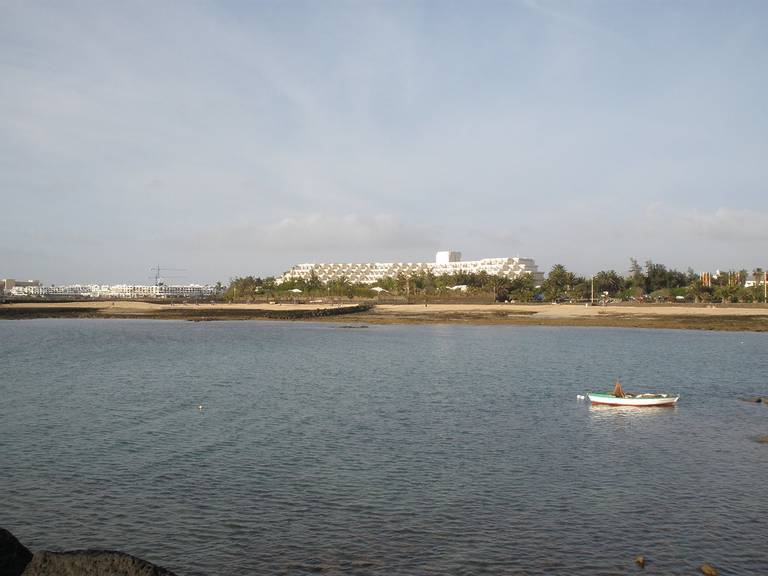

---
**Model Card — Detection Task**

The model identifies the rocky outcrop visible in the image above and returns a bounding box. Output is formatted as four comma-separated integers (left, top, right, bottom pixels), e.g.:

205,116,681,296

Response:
0,528,176,576
21,550,177,576
0,528,33,576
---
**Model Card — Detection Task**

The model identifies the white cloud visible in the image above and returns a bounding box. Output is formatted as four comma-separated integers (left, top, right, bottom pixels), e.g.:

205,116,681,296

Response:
187,213,437,258
3,2,768,283
684,208,768,242
263,214,433,252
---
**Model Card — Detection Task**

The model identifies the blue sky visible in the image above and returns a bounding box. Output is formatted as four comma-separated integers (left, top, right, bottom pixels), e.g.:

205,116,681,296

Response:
1,1,767,284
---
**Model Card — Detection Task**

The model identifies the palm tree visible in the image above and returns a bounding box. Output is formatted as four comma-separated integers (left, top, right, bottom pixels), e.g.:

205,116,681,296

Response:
686,279,705,303
754,268,765,302
594,271,621,297
544,264,570,301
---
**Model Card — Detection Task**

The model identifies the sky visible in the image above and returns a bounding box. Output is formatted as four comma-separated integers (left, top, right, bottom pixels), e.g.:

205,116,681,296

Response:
1,0,767,284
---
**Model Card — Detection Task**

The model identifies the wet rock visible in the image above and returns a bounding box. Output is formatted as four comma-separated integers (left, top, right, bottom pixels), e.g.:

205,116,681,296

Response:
0,528,33,576
699,563,718,576
634,554,645,568
21,550,177,576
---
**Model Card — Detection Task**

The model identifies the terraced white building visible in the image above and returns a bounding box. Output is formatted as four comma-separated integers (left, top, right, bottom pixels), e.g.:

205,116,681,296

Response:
278,251,544,285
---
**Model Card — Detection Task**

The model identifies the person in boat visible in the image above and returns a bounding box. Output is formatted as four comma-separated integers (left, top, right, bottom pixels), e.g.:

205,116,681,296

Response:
613,379,625,398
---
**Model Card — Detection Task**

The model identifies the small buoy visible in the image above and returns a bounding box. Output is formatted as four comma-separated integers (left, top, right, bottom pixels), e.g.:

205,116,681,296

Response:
197,404,204,411
699,563,718,576
634,554,645,568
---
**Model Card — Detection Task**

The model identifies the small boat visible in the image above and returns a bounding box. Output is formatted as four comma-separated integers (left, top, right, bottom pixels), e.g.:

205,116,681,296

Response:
587,391,679,407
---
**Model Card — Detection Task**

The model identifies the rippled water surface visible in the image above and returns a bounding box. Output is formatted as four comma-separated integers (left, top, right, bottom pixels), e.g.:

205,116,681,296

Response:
2,320,767,575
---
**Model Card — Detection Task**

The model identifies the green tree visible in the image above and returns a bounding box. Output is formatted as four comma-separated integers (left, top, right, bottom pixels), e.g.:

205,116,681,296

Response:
394,273,410,296
543,264,573,301
685,279,710,303
644,260,670,292
628,258,646,297
327,276,350,297
377,276,397,293
225,276,265,301
305,271,323,293
570,276,591,301
714,282,739,303
753,267,765,302
509,275,535,302
594,270,623,295
489,275,512,302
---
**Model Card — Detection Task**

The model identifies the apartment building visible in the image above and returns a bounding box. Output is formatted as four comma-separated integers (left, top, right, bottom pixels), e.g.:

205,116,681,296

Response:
278,250,545,285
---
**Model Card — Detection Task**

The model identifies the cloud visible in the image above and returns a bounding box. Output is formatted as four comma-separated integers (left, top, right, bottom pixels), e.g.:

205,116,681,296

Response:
521,0,610,35
3,2,768,283
684,208,768,242
263,214,434,252
187,213,438,258
631,204,768,244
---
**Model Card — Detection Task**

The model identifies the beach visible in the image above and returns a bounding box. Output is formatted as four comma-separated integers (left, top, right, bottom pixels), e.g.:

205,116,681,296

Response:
2,301,768,331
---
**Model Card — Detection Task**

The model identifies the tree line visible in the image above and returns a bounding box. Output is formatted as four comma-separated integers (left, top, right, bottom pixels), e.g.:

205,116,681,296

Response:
223,260,766,304
543,259,766,303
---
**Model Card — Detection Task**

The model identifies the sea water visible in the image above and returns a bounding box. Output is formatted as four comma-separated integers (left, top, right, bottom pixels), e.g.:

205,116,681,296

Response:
1,319,767,575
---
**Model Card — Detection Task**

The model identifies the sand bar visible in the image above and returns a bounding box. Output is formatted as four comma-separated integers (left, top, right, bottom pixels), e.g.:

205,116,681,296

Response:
2,301,768,331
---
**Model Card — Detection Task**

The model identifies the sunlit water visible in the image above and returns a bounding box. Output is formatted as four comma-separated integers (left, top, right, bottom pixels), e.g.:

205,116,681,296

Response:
1,320,767,575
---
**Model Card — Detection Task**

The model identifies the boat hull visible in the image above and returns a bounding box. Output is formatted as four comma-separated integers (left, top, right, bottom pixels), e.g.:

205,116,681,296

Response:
587,393,679,407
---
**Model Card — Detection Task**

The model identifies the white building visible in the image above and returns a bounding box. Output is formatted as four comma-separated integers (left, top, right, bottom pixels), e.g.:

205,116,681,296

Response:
1,279,41,294
9,283,217,299
278,250,545,285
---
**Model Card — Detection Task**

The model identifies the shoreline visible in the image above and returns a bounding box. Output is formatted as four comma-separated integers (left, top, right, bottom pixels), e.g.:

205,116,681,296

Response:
2,301,768,331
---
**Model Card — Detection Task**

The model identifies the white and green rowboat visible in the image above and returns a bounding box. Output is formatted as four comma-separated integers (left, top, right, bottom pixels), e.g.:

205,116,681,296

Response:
587,392,680,407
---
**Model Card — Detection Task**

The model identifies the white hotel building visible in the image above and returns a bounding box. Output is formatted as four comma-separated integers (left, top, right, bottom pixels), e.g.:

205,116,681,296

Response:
278,251,545,285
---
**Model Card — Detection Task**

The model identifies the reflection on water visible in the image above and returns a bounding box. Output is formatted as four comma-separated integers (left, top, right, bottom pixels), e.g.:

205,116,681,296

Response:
587,403,678,420
2,321,767,575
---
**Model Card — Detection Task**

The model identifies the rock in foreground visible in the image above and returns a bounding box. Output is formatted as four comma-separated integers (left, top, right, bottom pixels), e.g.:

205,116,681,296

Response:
0,528,33,576
1,527,177,576
22,550,177,576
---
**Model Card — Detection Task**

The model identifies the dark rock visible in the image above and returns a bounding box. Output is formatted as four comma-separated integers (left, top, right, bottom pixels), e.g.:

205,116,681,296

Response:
739,396,768,404
699,563,719,576
634,554,646,568
0,528,33,576
21,550,177,576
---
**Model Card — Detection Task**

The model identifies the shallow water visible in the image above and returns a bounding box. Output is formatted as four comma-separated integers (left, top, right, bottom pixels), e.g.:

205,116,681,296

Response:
1,320,767,575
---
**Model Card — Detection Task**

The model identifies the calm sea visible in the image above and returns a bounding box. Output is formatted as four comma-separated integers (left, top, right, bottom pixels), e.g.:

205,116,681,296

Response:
1,320,767,575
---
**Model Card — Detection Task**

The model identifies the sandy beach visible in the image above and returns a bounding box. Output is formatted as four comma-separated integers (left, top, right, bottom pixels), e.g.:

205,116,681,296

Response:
352,302,768,331
2,301,768,331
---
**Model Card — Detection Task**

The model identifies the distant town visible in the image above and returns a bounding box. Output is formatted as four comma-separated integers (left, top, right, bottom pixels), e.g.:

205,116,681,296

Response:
3,250,767,304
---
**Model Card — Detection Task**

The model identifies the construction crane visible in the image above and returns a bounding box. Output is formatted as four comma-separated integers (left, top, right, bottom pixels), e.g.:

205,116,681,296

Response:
149,265,187,286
